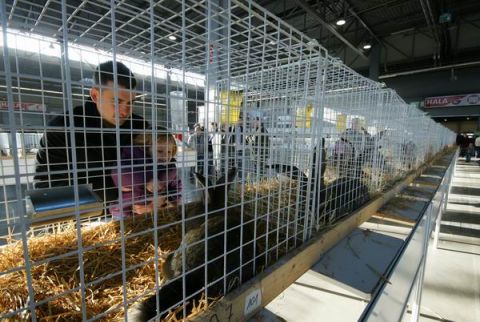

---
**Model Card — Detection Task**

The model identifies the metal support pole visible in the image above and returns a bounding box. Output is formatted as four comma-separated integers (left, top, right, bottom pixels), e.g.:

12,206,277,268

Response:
369,43,381,81
433,150,457,248
409,259,426,322
410,202,433,322
432,193,444,249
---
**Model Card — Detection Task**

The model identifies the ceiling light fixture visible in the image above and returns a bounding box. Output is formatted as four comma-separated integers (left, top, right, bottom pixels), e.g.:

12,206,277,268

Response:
336,19,346,26
363,43,372,50
168,35,177,41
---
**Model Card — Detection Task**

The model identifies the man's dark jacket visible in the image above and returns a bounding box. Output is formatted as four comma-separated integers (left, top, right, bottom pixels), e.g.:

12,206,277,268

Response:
34,101,148,202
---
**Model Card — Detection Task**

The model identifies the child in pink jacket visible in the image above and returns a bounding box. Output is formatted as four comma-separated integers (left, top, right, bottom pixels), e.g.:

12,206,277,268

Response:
110,132,181,218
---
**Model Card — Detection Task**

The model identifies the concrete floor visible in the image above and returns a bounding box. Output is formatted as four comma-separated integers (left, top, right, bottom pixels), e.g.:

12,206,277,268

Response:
413,157,480,322
409,240,480,322
253,155,480,322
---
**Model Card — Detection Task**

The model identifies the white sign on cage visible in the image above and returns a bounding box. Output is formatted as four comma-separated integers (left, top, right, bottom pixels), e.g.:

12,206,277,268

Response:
170,91,188,131
197,105,216,127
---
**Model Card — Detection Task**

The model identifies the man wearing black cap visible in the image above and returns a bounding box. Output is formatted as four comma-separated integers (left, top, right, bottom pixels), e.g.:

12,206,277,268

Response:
34,61,149,202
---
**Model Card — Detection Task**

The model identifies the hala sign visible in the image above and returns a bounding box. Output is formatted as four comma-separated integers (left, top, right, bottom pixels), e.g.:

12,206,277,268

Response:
424,94,480,108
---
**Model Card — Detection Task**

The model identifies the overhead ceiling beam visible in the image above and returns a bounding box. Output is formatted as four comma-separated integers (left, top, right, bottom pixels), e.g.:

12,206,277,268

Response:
8,0,19,25
379,61,480,79
345,1,382,47
31,0,53,32
292,0,368,60
419,0,441,54
382,39,410,59
355,0,405,16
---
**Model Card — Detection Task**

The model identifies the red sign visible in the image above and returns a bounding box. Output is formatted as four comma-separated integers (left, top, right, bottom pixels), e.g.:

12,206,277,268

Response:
424,94,480,108
0,101,46,112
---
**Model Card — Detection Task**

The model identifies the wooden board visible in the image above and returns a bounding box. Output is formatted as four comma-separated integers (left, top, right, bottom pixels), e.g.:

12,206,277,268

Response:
371,213,416,226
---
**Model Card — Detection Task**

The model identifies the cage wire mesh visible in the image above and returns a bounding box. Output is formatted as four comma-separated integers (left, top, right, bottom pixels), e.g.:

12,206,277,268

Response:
0,0,456,321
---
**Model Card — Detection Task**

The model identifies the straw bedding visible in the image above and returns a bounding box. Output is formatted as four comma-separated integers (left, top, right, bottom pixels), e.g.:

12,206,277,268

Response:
0,211,181,321
0,179,299,321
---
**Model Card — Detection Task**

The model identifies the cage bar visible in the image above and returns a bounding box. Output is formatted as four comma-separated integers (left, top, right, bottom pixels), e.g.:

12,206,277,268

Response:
0,0,455,320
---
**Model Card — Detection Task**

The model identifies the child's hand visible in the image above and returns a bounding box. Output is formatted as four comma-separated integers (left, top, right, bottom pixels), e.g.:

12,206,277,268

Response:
146,180,155,193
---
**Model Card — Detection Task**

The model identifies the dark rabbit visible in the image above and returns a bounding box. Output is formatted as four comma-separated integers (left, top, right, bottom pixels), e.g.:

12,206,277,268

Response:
324,177,369,221
128,168,264,321
178,169,235,231
271,141,327,216
326,133,374,221
270,139,369,222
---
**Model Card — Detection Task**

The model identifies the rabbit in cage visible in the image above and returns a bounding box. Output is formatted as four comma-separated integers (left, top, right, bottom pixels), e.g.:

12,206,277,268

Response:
324,176,369,221
128,167,264,321
270,141,327,215
326,135,371,220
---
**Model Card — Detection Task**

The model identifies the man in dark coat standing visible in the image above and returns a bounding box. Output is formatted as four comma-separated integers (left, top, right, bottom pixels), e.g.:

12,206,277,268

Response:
34,61,149,202
250,117,269,176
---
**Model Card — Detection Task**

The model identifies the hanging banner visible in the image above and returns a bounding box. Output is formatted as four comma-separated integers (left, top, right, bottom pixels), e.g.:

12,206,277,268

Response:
295,103,313,128
336,113,347,132
219,91,242,124
424,93,480,108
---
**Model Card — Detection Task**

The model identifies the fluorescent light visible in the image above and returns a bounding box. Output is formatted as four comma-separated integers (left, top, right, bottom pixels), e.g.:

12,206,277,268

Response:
336,19,346,26
363,44,372,50
269,40,276,45
168,35,177,41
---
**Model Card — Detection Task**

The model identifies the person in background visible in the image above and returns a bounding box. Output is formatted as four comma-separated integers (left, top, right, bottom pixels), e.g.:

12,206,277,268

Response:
333,136,355,178
209,122,222,175
188,123,206,177
249,117,269,176
223,117,247,180
219,123,228,175
209,122,218,134
458,133,467,157
474,135,480,158
34,61,148,202
466,142,475,163
110,132,181,218
456,133,464,147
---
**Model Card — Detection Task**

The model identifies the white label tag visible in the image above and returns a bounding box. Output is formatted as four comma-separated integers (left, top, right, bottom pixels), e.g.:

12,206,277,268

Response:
244,288,262,316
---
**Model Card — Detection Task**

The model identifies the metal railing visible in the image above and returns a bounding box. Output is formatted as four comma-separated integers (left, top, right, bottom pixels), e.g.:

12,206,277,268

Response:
360,149,457,322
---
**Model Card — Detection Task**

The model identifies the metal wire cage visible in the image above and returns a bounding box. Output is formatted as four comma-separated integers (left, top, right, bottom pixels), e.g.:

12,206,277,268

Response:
0,0,455,321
